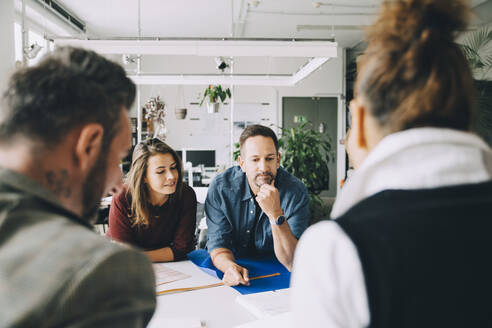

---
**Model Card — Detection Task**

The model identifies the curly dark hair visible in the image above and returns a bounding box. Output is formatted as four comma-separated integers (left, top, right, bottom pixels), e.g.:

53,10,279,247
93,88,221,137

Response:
0,46,135,150
355,0,474,134
239,124,279,155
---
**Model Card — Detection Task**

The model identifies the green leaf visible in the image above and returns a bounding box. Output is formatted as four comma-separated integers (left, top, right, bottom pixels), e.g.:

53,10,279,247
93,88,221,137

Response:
278,119,334,196
201,85,231,105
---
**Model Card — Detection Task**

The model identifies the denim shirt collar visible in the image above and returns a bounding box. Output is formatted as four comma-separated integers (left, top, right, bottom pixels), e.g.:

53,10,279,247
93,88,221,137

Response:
238,170,254,201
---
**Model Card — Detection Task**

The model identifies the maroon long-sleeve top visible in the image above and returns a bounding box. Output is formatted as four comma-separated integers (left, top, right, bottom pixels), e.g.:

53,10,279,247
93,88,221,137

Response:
106,184,197,260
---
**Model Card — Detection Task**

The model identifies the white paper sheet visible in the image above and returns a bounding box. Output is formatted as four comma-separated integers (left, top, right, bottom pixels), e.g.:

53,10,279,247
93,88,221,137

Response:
233,312,291,328
235,289,290,319
147,316,204,328
153,263,191,286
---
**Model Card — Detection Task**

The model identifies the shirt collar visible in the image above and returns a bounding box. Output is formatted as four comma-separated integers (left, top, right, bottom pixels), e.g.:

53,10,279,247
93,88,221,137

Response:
331,127,492,218
240,171,254,201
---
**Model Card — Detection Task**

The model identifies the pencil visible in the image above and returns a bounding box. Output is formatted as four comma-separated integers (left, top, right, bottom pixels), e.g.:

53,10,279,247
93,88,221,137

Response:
156,272,281,296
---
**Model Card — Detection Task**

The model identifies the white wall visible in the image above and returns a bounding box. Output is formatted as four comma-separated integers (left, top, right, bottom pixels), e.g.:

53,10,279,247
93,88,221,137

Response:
0,0,15,92
131,48,345,169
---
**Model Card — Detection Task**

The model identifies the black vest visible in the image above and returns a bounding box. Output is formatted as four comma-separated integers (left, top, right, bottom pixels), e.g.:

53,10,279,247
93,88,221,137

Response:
336,181,492,328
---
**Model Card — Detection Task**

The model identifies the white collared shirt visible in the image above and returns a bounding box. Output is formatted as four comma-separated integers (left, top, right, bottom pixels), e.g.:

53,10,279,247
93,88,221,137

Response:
291,128,492,328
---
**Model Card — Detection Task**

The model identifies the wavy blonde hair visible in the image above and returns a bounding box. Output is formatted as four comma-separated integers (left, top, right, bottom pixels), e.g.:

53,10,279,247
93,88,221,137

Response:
125,138,183,227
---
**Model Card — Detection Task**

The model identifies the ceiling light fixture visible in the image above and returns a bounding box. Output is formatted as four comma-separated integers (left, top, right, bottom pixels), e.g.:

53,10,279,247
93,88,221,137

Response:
311,1,377,9
24,43,43,60
215,56,230,72
53,38,337,86
128,56,331,86
122,54,140,65
53,38,336,57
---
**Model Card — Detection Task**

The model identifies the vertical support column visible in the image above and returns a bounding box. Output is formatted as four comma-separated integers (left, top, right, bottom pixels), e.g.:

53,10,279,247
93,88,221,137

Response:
21,0,28,66
336,48,347,195
229,57,235,168
136,56,142,144
136,0,143,144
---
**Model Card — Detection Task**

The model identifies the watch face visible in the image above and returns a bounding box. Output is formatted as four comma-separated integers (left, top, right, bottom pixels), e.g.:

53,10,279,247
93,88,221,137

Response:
275,215,286,225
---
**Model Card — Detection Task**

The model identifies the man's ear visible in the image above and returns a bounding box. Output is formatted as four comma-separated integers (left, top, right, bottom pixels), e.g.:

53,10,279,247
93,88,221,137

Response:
238,155,246,172
276,152,281,168
74,123,104,173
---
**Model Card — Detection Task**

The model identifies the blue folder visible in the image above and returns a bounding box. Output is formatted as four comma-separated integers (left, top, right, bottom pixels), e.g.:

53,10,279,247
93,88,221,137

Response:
187,249,291,295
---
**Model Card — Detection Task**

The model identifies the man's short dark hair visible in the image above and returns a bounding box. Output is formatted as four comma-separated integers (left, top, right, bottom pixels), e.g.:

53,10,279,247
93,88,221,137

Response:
239,124,279,154
0,46,135,150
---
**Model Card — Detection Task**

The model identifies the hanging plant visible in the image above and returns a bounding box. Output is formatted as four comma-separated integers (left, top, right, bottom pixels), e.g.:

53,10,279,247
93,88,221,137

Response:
199,85,232,105
199,85,231,113
175,85,187,120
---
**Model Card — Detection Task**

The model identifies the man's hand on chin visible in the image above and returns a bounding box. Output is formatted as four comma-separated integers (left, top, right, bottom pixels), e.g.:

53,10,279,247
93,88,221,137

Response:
256,184,283,220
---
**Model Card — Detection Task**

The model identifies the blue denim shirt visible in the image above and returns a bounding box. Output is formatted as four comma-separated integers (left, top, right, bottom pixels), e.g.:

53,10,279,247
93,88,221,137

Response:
205,166,310,256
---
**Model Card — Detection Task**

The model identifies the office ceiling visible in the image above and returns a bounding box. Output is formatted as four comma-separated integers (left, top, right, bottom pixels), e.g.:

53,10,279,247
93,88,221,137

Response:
48,0,491,79
57,0,491,48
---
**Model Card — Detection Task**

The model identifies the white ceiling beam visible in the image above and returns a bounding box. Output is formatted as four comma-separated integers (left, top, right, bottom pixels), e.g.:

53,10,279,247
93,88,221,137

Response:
128,55,330,87
53,39,338,57
52,38,337,86
129,74,294,86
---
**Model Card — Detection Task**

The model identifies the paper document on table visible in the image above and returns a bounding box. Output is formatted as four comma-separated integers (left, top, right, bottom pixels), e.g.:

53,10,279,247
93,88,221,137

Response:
235,289,290,319
234,312,291,328
147,316,204,328
153,263,191,286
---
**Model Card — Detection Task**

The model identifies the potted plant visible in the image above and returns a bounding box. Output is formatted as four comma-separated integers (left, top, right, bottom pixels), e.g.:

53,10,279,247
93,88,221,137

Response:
460,26,492,145
278,121,334,224
175,107,187,120
174,85,188,120
200,84,231,113
233,142,241,162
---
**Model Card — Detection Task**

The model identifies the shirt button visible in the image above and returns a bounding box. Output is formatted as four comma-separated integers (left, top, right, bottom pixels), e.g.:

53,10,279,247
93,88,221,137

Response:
246,230,250,233
250,210,253,214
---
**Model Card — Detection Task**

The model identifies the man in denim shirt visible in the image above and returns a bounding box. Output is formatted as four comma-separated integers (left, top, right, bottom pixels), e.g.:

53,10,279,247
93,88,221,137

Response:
205,125,310,286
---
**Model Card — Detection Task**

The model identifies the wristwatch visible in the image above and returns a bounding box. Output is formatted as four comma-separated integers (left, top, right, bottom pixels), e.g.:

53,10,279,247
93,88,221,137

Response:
272,215,286,226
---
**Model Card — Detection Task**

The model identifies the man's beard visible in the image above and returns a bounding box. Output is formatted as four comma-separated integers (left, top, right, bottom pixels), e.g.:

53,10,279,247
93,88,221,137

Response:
254,171,275,188
81,151,108,223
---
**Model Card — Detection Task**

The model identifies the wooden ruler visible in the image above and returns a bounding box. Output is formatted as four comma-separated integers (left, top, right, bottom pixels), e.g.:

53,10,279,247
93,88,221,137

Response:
156,272,281,296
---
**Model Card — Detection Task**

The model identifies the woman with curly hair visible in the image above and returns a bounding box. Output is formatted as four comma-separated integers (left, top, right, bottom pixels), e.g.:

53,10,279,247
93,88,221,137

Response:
291,1,492,327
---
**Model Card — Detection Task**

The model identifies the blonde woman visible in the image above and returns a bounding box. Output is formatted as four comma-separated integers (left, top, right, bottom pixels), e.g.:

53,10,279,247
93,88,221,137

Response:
107,138,197,262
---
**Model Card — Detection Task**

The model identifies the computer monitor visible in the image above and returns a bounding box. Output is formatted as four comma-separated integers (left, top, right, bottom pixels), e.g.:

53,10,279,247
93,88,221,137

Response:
186,150,216,167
